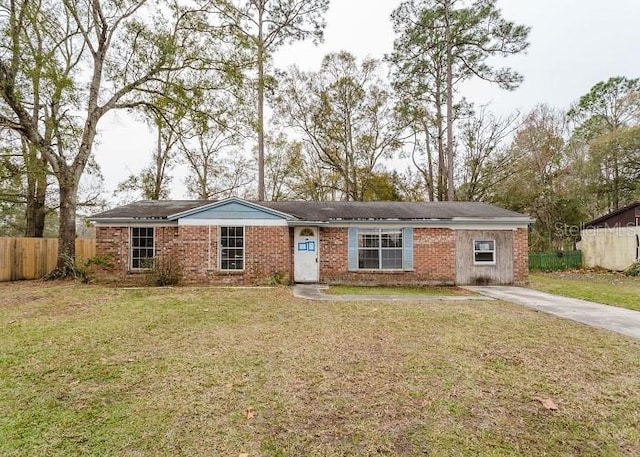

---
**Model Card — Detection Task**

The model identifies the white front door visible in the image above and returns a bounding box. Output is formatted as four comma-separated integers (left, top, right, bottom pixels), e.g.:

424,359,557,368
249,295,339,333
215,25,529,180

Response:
294,227,319,283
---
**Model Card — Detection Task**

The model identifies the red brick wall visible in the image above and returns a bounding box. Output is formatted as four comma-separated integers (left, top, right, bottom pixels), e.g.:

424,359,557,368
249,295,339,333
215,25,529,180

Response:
319,227,348,279
319,227,457,285
513,227,529,285
244,226,292,282
95,224,291,284
178,226,213,282
414,228,456,281
96,227,129,276
96,224,528,286
171,225,292,284
96,226,180,282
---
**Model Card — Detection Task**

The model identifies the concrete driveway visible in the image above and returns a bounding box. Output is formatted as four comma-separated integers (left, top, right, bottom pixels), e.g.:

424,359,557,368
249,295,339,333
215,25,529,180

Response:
467,286,640,340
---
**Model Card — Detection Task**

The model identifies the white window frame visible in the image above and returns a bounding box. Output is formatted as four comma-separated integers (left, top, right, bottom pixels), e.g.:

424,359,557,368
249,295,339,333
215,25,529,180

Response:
130,227,155,270
358,228,403,271
219,226,245,272
473,239,496,265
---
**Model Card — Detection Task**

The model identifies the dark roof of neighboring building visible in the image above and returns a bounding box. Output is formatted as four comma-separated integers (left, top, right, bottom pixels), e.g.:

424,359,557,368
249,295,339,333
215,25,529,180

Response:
583,201,640,228
90,198,531,222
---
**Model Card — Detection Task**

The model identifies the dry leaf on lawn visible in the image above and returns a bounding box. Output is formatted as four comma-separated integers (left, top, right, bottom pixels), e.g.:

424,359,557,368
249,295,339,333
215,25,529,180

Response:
246,407,255,419
534,397,558,411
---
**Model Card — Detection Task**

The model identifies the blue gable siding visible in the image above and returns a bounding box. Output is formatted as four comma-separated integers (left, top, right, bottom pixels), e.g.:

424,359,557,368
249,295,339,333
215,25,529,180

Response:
181,201,286,220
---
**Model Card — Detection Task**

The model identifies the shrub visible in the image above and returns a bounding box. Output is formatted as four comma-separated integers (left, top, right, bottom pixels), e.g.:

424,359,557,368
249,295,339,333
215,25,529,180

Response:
266,271,287,285
624,262,640,277
45,253,114,283
147,254,183,286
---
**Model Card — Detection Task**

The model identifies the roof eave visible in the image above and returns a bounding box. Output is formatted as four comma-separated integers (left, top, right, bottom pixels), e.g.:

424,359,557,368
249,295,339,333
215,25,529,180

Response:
288,217,534,226
89,217,174,225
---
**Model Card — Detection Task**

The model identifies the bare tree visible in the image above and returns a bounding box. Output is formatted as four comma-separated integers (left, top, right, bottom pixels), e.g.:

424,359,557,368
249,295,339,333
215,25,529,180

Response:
457,107,519,201
274,52,404,201
213,0,329,200
0,0,237,272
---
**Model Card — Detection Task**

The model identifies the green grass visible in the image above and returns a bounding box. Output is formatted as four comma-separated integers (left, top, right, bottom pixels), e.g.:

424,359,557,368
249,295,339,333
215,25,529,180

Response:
326,284,466,296
1,281,640,456
529,271,640,311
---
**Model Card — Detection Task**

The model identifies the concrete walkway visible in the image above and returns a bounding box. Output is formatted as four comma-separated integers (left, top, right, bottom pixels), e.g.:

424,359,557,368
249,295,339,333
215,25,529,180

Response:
293,284,491,302
466,286,640,340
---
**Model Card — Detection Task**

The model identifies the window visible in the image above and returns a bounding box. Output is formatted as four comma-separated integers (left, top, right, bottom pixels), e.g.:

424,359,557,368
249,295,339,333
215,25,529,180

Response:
474,240,496,264
220,226,244,271
358,229,403,270
131,227,155,269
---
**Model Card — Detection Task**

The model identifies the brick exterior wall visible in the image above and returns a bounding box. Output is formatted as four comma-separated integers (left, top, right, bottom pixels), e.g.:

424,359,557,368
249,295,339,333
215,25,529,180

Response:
96,224,529,286
513,227,529,285
414,228,456,281
96,226,129,277
96,224,291,284
319,227,457,285
244,226,292,282
319,227,348,280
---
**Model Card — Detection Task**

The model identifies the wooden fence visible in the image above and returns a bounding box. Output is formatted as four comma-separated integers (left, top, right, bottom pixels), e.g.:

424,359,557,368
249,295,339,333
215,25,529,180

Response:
0,237,96,281
529,251,583,272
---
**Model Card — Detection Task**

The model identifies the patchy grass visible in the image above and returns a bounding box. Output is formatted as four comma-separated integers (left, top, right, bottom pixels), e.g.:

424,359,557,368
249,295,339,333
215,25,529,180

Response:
326,284,468,296
1,281,640,456
529,271,640,311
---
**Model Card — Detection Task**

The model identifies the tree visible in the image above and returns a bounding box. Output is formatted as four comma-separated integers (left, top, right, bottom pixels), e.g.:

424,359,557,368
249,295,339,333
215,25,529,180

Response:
389,0,529,200
115,119,177,201
491,105,584,250
568,76,640,210
0,132,51,236
456,106,519,201
0,0,237,271
588,125,640,205
265,136,340,201
274,52,404,201
214,0,329,200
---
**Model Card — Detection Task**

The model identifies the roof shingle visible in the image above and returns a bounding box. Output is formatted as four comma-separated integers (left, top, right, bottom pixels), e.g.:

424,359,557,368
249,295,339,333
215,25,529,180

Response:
90,199,530,222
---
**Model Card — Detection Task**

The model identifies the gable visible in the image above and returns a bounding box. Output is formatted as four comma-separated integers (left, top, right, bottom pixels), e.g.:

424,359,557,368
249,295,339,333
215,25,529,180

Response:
178,200,291,222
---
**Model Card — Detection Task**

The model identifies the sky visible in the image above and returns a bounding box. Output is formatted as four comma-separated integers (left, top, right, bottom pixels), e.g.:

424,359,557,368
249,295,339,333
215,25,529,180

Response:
94,0,640,201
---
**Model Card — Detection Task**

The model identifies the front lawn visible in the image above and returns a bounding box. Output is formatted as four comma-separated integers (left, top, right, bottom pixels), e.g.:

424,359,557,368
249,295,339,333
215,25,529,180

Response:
1,281,639,456
529,271,640,312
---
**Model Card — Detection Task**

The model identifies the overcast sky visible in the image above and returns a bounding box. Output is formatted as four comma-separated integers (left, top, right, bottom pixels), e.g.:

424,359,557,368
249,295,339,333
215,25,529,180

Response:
95,0,640,200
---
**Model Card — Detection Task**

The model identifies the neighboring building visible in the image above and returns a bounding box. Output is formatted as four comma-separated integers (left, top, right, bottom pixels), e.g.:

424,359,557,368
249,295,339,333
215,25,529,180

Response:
89,197,533,286
579,201,640,271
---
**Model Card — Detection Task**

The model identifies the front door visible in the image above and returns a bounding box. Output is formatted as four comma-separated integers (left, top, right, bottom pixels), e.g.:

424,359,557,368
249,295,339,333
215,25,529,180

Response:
294,227,319,283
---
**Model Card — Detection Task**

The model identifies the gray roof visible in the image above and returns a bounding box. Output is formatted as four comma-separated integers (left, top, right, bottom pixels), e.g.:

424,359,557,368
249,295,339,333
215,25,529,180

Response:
90,199,531,222
261,201,528,220
91,200,210,220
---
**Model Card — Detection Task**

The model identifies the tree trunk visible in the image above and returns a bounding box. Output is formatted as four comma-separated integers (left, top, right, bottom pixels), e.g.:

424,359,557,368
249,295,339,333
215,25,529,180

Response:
613,147,620,209
24,170,47,237
445,1,455,201
56,172,78,270
257,9,266,201
421,119,435,201
436,89,445,201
